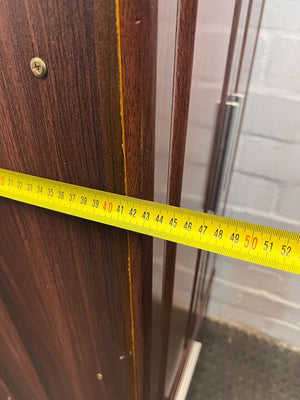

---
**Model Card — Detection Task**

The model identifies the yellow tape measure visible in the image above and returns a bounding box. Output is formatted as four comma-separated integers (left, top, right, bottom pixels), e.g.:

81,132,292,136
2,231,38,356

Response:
0,168,299,274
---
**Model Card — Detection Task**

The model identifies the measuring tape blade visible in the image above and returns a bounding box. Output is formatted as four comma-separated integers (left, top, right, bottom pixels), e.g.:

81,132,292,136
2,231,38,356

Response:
0,168,299,274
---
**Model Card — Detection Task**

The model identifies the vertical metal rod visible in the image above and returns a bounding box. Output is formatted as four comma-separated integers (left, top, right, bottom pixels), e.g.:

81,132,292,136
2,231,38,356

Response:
204,0,242,212
210,100,240,213
184,101,240,347
157,0,199,398
218,96,243,212
184,0,243,347
191,98,240,337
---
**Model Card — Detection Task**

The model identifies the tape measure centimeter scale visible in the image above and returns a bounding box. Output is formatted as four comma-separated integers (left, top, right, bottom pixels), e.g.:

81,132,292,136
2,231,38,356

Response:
0,168,299,274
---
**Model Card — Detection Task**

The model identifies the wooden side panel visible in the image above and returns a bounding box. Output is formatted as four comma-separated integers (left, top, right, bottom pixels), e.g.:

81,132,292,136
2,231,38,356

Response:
0,0,156,398
119,1,157,398
0,299,48,400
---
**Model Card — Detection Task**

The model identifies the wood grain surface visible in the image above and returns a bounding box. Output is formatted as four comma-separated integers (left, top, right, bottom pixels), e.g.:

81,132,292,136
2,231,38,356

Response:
0,1,156,399
0,377,14,400
119,1,157,399
0,298,49,400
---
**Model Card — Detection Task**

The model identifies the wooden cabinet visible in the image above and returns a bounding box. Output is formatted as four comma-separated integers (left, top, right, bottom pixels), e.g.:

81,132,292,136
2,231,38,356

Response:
0,1,156,399
0,0,265,398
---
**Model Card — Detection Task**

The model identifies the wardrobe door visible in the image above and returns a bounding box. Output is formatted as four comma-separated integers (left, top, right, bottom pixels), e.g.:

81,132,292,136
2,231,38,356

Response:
0,1,156,399
153,0,265,398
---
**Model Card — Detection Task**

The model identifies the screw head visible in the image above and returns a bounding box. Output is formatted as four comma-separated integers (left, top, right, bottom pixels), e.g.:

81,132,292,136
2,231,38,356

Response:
96,373,103,381
30,57,47,78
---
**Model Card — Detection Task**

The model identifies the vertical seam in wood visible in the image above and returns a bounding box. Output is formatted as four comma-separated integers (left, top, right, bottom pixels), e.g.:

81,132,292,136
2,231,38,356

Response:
115,1,138,399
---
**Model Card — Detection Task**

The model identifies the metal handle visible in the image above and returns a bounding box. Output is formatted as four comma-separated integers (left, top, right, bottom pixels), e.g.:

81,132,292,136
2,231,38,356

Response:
208,93,243,214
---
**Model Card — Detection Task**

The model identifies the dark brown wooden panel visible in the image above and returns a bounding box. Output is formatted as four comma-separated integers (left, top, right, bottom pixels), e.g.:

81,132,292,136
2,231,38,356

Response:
119,1,157,399
0,298,48,400
0,378,13,400
0,0,156,399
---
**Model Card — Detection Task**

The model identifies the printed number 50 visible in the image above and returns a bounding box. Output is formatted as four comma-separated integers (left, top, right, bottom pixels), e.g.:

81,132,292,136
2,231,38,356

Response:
244,235,258,249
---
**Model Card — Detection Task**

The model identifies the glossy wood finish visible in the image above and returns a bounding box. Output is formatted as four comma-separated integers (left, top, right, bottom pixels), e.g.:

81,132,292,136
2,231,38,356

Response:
0,298,48,400
119,1,157,398
157,0,199,397
0,378,14,400
0,1,156,399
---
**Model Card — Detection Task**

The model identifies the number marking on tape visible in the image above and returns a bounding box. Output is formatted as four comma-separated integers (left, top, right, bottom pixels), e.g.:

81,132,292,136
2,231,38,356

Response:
0,168,299,274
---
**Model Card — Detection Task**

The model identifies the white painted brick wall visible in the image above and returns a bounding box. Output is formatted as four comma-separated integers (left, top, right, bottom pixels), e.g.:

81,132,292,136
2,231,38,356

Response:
260,0,300,31
276,186,300,220
228,171,279,212
242,92,300,142
154,0,300,348
252,31,300,93
235,135,300,185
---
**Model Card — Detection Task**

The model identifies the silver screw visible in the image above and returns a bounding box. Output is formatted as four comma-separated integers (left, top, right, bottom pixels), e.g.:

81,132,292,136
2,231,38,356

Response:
30,57,47,78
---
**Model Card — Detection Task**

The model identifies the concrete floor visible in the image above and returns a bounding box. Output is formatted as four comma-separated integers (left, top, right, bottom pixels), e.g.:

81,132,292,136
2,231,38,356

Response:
187,317,300,400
